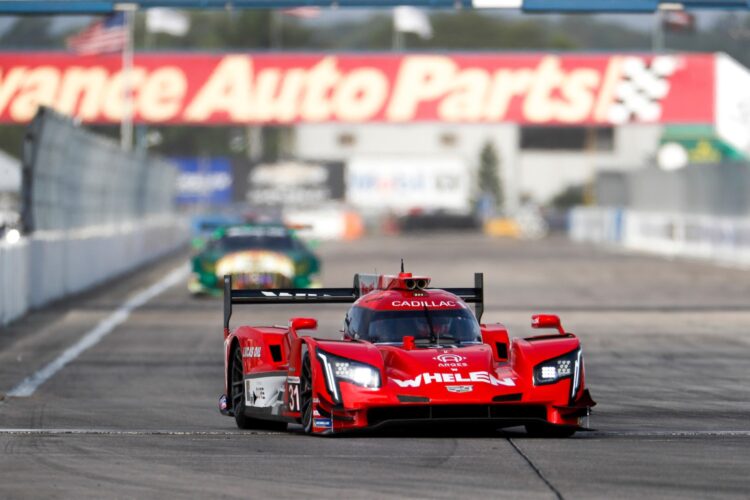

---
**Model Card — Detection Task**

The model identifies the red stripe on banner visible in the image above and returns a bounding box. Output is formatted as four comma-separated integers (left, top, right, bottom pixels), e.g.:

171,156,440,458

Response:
0,52,716,125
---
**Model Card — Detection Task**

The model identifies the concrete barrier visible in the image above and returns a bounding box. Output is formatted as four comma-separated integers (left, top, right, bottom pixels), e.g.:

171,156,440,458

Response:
622,212,750,266
568,207,624,245
0,238,29,326
569,207,750,267
1,217,187,326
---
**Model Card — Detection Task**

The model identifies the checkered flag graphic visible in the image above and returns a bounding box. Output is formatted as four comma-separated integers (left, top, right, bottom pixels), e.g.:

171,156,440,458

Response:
608,56,678,124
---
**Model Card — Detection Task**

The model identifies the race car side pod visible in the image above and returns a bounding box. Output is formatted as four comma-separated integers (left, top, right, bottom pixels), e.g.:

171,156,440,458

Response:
437,272,484,323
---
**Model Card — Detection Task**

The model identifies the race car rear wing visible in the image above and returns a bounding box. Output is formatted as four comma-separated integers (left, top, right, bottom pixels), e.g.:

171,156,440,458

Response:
223,273,484,333
442,272,484,323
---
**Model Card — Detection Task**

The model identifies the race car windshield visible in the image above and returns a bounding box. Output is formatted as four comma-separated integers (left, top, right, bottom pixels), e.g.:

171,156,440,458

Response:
217,235,297,252
358,308,482,345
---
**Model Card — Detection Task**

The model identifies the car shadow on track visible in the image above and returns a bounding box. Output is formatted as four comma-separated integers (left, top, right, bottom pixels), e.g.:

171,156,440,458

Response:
284,423,591,439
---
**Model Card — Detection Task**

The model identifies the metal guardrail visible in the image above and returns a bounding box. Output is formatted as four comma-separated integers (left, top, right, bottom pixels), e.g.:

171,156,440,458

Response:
569,206,750,267
21,107,177,233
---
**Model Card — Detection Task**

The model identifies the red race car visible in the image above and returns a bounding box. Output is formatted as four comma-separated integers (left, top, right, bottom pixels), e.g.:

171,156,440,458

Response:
219,270,595,437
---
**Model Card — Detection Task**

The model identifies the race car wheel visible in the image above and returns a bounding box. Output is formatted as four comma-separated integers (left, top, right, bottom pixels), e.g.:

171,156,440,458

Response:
231,345,254,429
230,345,287,431
300,353,314,434
524,423,577,438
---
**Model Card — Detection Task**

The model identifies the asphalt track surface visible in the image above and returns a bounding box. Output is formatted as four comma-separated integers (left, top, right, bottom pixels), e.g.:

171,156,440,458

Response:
1,233,749,499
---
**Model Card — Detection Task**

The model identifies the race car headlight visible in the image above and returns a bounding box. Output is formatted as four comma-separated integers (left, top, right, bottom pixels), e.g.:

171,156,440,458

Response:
317,351,381,403
533,348,583,398
334,361,381,389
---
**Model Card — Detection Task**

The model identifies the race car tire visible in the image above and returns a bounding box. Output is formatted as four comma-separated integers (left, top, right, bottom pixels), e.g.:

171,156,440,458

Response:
300,353,314,434
230,345,287,431
524,423,577,438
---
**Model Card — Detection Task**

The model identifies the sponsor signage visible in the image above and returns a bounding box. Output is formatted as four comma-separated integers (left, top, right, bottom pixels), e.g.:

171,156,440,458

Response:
347,155,472,214
246,161,344,206
392,371,515,388
174,157,232,206
0,52,715,125
715,53,750,153
446,385,473,393
392,300,457,308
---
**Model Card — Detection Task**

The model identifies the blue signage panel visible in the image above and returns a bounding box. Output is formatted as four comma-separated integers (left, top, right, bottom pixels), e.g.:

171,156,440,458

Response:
173,157,233,207
679,0,748,8
523,0,659,12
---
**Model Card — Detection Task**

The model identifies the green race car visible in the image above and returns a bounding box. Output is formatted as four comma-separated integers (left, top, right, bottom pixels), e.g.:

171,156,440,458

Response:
189,223,321,295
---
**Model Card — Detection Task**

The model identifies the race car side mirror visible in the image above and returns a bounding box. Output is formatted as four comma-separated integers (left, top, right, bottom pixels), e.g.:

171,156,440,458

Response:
402,335,415,350
289,317,317,337
531,314,565,335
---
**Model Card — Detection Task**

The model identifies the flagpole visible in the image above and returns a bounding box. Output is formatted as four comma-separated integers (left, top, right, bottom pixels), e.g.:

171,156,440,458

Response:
120,4,136,152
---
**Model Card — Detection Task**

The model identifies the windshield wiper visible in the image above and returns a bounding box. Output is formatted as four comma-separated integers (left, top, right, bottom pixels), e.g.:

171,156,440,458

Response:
423,306,437,345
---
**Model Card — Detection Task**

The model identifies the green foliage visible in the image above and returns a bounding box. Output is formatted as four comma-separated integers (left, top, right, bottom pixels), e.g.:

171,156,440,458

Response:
478,142,503,208
0,126,26,160
551,184,586,209
0,17,56,49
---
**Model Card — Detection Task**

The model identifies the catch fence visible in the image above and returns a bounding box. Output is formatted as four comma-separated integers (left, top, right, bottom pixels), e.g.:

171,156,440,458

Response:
22,107,177,232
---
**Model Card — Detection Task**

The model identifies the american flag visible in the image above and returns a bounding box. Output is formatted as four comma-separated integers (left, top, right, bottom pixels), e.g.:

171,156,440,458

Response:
66,13,128,55
281,7,321,18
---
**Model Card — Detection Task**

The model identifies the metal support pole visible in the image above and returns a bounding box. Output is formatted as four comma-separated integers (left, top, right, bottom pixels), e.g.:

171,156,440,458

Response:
652,8,664,53
119,4,136,151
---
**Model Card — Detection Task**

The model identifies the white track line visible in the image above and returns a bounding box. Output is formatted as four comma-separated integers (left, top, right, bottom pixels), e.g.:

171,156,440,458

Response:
0,428,748,438
0,429,280,436
579,430,750,438
7,264,189,398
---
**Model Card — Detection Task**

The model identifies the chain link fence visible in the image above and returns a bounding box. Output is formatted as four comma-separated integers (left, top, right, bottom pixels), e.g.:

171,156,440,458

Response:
595,162,750,217
21,107,177,232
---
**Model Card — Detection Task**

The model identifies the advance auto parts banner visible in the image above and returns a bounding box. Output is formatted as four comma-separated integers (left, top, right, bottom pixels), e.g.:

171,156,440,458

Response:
0,52,714,125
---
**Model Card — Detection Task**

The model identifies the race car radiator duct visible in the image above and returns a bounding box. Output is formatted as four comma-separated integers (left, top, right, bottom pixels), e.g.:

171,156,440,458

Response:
223,275,232,338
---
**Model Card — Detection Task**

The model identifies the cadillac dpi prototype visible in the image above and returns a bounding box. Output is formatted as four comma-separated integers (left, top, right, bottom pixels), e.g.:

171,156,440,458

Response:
219,271,595,436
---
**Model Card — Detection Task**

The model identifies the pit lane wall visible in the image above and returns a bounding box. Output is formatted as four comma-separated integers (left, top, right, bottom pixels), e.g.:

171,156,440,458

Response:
0,108,187,326
1,218,186,326
0,238,28,326
569,207,750,267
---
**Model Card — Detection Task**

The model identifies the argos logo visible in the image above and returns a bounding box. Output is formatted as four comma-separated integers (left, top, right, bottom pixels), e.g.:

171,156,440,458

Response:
434,353,468,368
434,353,464,363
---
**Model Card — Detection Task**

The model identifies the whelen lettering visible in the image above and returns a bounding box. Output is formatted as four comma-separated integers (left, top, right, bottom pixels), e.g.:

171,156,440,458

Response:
392,372,515,388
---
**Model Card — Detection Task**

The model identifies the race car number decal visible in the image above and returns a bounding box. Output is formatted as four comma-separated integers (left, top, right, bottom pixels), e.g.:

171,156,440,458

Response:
287,383,301,412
